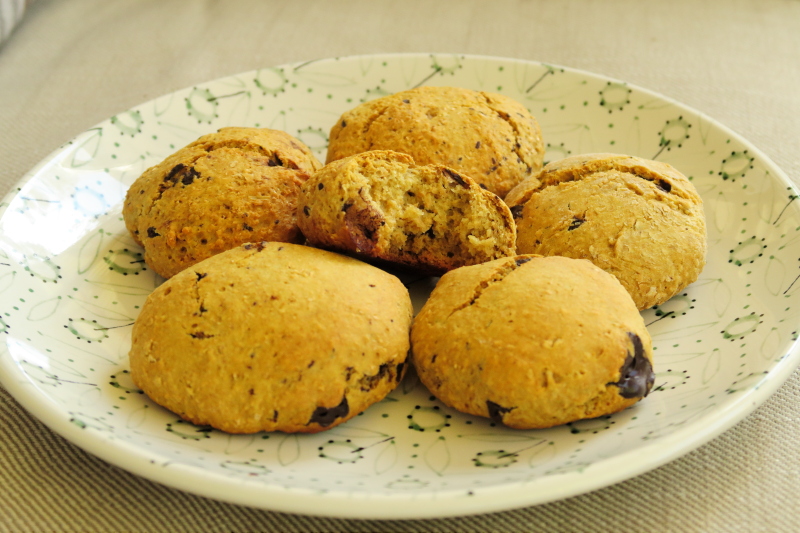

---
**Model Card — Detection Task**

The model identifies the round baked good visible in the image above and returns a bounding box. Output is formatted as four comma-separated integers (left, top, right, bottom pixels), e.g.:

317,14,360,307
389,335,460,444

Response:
129,242,412,434
326,86,545,198
505,153,707,310
411,254,655,429
123,127,322,278
298,150,516,275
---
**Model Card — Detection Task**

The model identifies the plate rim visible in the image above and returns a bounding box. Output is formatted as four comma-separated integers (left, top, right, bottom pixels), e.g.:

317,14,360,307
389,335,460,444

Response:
1,52,799,519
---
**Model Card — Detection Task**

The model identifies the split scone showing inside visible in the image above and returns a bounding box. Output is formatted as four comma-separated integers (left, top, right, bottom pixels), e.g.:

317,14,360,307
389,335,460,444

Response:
298,150,516,275
325,85,545,198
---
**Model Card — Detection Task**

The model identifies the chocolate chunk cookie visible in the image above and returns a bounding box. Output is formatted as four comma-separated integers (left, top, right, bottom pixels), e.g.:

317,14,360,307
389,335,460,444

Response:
505,153,707,310
123,127,321,278
298,150,516,275
326,86,545,198
129,242,412,434
411,255,654,429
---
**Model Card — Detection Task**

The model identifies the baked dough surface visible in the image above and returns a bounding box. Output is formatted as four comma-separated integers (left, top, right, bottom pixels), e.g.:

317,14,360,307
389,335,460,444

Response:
129,242,412,434
299,150,516,274
506,153,707,310
123,127,321,278
411,254,655,429
326,86,545,198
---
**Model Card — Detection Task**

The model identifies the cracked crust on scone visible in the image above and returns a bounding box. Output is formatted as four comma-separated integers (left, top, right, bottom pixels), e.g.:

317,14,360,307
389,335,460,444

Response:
298,150,517,275
326,86,545,198
129,242,412,434
505,153,707,310
122,127,322,278
410,255,655,429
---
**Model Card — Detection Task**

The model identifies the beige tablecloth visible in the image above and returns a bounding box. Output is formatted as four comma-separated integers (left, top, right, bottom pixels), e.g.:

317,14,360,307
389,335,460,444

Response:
1,0,799,530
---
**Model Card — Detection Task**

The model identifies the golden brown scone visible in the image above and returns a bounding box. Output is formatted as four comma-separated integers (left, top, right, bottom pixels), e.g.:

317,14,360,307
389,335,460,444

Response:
123,127,322,278
129,242,412,434
298,150,516,275
326,86,545,198
505,153,707,310
411,255,655,429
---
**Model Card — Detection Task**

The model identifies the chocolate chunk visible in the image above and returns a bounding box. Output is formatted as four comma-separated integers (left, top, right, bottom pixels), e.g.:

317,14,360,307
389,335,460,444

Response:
242,223,253,231
486,400,515,424
655,179,672,193
343,202,383,253
164,164,201,186
165,163,185,182
318,182,324,190
441,167,468,188
267,153,284,167
568,216,585,231
308,396,349,427
402,99,410,104
340,120,347,128
303,205,310,216
242,242,267,252
609,332,655,398
514,257,532,266
475,141,481,149
359,363,394,392
146,227,160,238
181,167,201,186
195,272,207,281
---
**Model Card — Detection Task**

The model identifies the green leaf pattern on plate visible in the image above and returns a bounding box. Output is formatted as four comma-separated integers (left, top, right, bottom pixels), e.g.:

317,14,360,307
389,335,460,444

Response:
1,54,799,508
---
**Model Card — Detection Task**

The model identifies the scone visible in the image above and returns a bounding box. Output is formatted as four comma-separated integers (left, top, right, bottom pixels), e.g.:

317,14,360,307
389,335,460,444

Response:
505,153,706,310
123,127,322,278
411,255,655,429
298,150,516,275
326,86,545,198
128,242,412,434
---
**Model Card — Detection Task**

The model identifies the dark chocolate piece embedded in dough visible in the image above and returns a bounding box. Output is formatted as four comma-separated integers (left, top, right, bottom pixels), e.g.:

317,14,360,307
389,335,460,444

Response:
308,396,350,427
486,400,515,424
610,332,655,398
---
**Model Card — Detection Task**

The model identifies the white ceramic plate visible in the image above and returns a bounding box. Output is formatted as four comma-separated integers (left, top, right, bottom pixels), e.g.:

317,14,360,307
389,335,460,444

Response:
1,54,798,519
